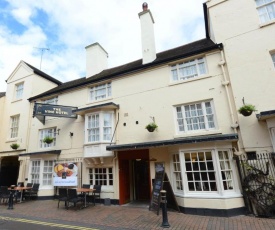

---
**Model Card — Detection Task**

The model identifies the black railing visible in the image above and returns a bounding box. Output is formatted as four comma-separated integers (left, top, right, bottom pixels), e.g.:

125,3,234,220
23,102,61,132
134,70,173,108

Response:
235,152,275,217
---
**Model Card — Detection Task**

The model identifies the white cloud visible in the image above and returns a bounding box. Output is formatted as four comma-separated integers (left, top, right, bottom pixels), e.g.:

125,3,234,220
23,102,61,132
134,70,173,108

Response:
0,0,206,92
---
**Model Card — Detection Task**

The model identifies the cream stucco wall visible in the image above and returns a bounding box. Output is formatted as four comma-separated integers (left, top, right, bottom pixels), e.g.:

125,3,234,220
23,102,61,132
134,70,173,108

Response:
208,0,275,152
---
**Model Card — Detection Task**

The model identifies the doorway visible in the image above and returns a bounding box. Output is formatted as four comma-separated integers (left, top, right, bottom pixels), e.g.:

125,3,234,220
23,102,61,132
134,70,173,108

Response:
0,156,20,186
118,150,151,205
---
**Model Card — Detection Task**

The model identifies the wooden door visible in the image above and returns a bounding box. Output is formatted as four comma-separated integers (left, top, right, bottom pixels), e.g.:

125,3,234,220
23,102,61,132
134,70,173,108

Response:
119,159,130,205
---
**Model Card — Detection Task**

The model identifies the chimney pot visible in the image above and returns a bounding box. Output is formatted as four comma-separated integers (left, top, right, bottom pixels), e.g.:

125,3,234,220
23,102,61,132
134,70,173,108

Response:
142,2,148,11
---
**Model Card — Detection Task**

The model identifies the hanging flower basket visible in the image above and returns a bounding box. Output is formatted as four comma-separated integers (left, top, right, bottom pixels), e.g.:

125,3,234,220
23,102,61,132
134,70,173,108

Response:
43,136,54,144
145,122,158,132
238,104,256,117
10,143,20,150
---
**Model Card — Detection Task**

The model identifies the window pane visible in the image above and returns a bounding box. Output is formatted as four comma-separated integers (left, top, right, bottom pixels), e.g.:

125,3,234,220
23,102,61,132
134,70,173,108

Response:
172,154,183,191
171,57,207,82
184,151,217,192
218,151,234,190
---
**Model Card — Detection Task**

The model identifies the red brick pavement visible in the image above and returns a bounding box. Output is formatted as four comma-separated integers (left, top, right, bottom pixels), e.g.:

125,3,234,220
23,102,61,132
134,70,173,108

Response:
0,200,275,230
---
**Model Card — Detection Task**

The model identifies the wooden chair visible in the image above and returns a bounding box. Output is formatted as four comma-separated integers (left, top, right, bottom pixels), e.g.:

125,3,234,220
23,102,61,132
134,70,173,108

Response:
67,189,83,210
57,188,68,209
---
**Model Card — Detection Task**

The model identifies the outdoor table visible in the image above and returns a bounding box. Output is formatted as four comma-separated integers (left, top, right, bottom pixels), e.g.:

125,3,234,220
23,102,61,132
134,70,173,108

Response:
76,188,95,208
9,187,32,203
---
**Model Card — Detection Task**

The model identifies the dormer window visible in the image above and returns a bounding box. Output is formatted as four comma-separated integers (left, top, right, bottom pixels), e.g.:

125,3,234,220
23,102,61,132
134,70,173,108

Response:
171,57,207,82
90,83,111,102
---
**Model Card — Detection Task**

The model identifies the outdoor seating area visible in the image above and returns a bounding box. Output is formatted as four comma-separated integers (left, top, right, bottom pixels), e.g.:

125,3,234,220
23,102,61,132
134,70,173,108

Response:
57,184,101,210
0,183,40,206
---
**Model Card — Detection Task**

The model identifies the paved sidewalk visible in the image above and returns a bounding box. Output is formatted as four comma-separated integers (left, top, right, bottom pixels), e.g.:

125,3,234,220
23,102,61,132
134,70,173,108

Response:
0,200,275,230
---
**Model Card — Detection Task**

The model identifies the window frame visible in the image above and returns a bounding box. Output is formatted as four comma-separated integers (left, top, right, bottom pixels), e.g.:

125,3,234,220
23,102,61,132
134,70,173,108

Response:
255,0,275,24
85,111,114,144
174,100,217,134
271,53,275,68
88,167,114,189
170,57,207,82
89,82,112,102
15,82,24,100
43,97,58,105
170,149,239,197
10,115,20,139
39,127,57,149
29,159,54,188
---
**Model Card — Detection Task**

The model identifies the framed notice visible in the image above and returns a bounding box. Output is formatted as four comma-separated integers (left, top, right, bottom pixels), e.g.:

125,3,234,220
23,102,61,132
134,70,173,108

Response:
149,162,165,215
53,162,78,186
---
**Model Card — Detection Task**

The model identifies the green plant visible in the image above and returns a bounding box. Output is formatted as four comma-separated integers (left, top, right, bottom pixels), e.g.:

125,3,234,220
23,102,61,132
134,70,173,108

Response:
10,143,20,150
43,136,54,144
238,104,256,116
145,122,158,132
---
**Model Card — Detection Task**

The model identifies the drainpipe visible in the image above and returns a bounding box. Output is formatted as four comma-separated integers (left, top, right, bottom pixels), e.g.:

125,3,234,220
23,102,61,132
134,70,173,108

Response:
219,50,242,152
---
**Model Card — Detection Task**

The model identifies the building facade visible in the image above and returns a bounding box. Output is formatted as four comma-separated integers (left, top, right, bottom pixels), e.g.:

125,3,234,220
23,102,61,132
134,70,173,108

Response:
2,1,274,216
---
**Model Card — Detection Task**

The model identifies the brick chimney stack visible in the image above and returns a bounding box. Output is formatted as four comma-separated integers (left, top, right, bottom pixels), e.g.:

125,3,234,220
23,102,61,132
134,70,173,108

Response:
138,3,156,64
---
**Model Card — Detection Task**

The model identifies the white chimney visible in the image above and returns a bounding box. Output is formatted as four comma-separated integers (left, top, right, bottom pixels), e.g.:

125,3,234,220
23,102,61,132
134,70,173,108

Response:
138,3,156,65
85,42,108,78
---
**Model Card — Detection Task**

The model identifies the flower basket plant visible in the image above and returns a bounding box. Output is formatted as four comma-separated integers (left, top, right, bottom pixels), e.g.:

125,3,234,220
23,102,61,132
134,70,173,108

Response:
10,143,20,150
43,136,54,144
238,104,256,117
145,122,158,132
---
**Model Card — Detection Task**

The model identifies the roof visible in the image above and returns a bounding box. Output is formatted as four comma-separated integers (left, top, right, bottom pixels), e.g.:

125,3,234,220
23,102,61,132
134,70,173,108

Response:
256,110,275,121
29,38,222,101
106,133,238,151
0,92,6,98
24,61,62,85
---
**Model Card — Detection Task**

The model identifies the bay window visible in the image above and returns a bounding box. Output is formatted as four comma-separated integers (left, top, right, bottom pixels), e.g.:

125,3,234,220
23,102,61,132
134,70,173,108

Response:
86,112,113,143
171,149,237,196
175,101,216,133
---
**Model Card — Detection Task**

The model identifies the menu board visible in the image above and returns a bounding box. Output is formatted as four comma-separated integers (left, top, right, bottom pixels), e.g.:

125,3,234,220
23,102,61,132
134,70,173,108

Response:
149,163,165,215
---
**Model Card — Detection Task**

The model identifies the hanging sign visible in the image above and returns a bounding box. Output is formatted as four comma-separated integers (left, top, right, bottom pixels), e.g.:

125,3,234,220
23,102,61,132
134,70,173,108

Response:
33,103,77,118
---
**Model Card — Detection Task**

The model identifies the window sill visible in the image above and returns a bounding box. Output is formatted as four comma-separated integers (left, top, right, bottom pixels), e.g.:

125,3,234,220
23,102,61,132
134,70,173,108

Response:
87,97,113,105
174,130,222,139
174,192,243,199
259,19,275,28
6,138,19,143
169,74,211,86
84,141,111,146
11,98,23,103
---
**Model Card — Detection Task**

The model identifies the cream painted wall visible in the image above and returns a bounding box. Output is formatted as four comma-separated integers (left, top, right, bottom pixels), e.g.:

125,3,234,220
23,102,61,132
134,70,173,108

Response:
208,0,275,153
0,62,59,153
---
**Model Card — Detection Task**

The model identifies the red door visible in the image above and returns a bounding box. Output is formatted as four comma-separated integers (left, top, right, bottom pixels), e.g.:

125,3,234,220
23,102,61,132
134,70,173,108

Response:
119,159,130,205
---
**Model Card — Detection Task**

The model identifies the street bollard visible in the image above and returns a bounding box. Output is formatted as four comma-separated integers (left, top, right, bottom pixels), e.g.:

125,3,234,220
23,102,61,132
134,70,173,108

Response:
160,190,170,228
7,186,15,210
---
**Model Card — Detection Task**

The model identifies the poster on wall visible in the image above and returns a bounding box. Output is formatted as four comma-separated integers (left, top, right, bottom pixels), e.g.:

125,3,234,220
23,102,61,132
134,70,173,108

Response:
53,162,78,186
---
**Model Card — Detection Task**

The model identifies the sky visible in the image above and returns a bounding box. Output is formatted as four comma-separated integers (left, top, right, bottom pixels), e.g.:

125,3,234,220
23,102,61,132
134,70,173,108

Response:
0,0,206,92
